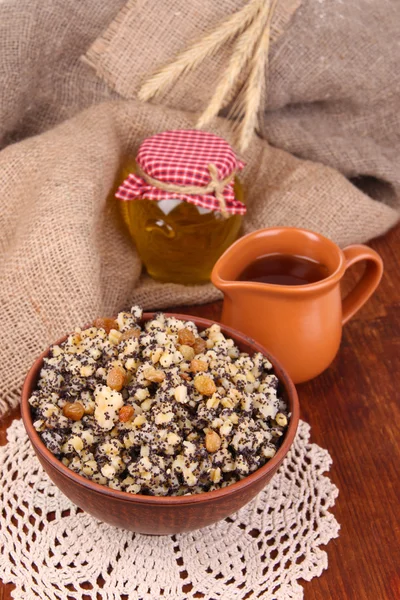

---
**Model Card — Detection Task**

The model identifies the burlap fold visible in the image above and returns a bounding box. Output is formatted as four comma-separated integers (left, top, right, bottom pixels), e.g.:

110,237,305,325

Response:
0,0,399,415
0,99,398,415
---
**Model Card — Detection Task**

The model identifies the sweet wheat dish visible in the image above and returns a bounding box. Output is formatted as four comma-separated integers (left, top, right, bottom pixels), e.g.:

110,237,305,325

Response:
29,307,289,496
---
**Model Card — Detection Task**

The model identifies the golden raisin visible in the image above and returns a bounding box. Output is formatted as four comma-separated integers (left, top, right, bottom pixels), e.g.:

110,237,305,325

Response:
194,374,216,396
180,372,192,381
63,402,85,421
193,337,207,355
179,344,195,361
94,317,118,333
143,366,165,383
205,430,222,453
107,366,126,391
178,328,196,347
190,359,208,373
120,327,141,341
118,405,135,422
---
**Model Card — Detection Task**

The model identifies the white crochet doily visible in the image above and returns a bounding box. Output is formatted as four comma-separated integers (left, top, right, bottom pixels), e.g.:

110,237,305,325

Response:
0,419,339,600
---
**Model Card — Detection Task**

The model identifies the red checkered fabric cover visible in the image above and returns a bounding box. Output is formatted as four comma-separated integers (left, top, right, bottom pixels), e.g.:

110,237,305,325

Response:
115,130,246,215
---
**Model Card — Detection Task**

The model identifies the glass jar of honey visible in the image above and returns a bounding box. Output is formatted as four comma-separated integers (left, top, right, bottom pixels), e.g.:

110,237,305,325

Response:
115,130,246,285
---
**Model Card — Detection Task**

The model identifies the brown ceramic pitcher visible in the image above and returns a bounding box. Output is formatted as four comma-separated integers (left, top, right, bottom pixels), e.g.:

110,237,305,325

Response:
211,227,383,383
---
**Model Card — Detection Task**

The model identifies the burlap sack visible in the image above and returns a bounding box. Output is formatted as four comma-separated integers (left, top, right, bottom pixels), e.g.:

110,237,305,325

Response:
0,0,399,415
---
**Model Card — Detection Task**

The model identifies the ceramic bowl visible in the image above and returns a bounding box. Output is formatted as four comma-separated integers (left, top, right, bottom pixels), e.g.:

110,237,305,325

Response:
21,313,300,535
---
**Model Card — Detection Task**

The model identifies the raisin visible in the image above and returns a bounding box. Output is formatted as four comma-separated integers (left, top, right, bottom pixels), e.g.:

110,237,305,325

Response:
178,328,196,347
193,337,207,355
120,327,141,341
94,317,118,333
143,366,165,383
107,366,126,391
205,430,222,453
194,375,216,396
118,405,135,422
63,402,85,421
190,359,208,373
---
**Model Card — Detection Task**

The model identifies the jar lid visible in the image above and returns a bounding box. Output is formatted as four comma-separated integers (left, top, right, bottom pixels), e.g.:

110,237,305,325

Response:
115,130,246,215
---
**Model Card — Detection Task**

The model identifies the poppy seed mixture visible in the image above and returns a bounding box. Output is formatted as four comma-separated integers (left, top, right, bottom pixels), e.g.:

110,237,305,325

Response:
29,307,290,496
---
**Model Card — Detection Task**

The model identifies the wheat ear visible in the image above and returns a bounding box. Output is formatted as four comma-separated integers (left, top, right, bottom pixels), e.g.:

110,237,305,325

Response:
235,0,278,151
138,0,265,102
196,0,272,129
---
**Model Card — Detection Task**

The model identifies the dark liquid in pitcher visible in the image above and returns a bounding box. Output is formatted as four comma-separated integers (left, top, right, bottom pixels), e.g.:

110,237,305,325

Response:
238,253,330,286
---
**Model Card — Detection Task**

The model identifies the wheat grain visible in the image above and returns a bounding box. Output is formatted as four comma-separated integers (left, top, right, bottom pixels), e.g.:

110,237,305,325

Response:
236,0,279,150
138,0,265,102
196,0,271,129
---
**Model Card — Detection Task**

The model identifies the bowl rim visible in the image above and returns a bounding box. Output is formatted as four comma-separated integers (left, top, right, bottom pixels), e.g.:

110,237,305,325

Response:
21,312,300,506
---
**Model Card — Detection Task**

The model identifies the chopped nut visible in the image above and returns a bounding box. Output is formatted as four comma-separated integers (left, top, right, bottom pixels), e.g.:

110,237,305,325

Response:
179,344,195,361
192,337,207,355
63,402,85,421
80,365,94,377
141,398,154,411
94,317,118,333
159,351,173,368
167,432,180,445
82,460,98,476
125,358,138,371
90,348,102,360
109,329,122,345
133,414,146,428
206,394,220,409
246,371,256,383
174,385,188,404
205,430,222,453
220,421,233,437
107,366,126,391
194,374,216,396
151,347,163,364
190,359,208,373
178,328,196,346
180,372,191,381
119,405,135,422
140,445,150,457
69,435,84,453
155,411,174,425
101,463,116,479
120,327,141,341
275,413,288,427
143,366,165,383
262,446,276,459
228,413,239,425
221,397,234,409
135,388,150,401
210,467,222,483
84,401,95,415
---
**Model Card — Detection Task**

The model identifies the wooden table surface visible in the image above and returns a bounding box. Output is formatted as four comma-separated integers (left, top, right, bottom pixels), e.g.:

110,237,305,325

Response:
1,225,399,600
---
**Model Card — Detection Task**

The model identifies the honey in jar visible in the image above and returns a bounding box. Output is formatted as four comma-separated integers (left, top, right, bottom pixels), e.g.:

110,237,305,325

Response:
115,130,246,285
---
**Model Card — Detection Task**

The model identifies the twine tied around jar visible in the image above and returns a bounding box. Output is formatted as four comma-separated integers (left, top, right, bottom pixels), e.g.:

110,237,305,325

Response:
136,162,233,218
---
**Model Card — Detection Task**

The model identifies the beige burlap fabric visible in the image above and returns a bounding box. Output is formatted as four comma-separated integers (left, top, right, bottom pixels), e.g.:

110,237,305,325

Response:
0,0,399,415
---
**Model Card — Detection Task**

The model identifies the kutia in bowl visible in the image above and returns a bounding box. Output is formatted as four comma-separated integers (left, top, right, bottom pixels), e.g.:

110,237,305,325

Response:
22,308,299,535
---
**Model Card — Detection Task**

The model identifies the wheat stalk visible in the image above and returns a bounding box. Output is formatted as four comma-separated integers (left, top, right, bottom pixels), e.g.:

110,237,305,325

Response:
234,0,279,151
138,0,265,102
196,0,272,129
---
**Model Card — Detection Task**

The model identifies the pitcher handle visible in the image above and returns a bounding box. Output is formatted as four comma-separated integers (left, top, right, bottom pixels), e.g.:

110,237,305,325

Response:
341,245,384,325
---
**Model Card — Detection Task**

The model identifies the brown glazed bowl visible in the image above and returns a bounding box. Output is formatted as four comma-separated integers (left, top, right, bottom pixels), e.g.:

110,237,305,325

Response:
21,313,299,535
